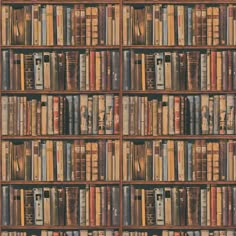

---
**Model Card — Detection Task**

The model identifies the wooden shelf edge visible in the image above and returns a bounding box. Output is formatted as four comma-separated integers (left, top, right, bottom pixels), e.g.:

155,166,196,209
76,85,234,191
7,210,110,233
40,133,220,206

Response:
123,0,236,4
123,135,236,140
1,226,120,230
2,135,120,140
1,90,120,95
123,45,236,49
2,181,120,185
123,226,236,230
122,181,236,185
1,45,120,49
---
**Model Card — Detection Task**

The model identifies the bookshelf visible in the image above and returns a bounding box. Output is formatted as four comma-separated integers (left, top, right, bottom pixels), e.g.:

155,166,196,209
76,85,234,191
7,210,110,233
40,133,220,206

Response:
1,0,236,236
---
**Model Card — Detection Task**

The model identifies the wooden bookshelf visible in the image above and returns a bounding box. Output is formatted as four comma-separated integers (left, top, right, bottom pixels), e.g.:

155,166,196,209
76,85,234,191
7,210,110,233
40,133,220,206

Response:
1,0,236,236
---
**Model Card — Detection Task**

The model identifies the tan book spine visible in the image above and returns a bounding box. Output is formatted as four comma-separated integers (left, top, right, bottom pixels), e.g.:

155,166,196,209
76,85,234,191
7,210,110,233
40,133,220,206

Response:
114,140,120,181
207,142,213,181
91,7,98,46
86,7,92,45
95,51,101,90
216,187,222,226
212,142,219,181
177,5,185,46
86,142,91,181
207,7,213,45
167,5,175,45
91,142,98,181
162,95,168,135
141,188,146,226
95,187,101,226
56,6,64,45
228,5,234,45
141,53,146,91
115,5,120,45
20,189,25,226
212,7,219,45
167,140,175,181
216,51,222,90
20,53,25,90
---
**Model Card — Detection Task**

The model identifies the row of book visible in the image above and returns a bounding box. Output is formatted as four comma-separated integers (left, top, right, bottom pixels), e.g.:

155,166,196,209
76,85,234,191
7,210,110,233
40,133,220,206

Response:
123,4,236,45
123,50,236,91
1,231,119,236
1,186,120,226
1,95,120,136
123,140,236,181
2,50,120,91
2,140,120,182
2,5,120,46
123,231,236,236
122,95,235,135
122,186,236,226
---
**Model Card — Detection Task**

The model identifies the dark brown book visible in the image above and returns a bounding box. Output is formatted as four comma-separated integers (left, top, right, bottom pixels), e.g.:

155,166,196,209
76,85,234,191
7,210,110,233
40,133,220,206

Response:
187,187,200,225
133,8,145,45
65,51,79,90
106,186,111,226
24,141,32,181
187,51,200,90
195,4,202,45
98,140,106,180
179,187,187,225
90,50,95,90
228,186,232,226
133,144,145,180
12,143,25,180
98,5,106,45
145,53,155,90
195,140,202,181
145,189,155,225
58,52,65,90
12,7,25,45
145,141,153,180
179,53,187,90
145,5,153,45
74,5,81,45
201,140,207,180
65,187,78,225
24,53,34,90
219,5,227,45
24,189,34,225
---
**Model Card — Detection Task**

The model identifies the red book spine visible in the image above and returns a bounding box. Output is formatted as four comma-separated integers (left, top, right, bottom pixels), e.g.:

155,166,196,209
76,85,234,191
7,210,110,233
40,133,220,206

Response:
106,186,111,226
174,96,181,134
114,96,119,134
211,51,217,90
90,186,96,226
90,50,95,90
211,186,217,226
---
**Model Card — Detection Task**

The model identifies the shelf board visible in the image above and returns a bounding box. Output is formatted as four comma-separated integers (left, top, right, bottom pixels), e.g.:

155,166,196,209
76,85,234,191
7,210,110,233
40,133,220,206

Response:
1,90,120,95
1,226,120,230
1,45,120,49
2,181,120,185
123,0,236,4
2,0,120,4
123,45,236,49
123,135,236,140
123,90,236,95
123,226,236,230
122,181,236,185
2,135,120,140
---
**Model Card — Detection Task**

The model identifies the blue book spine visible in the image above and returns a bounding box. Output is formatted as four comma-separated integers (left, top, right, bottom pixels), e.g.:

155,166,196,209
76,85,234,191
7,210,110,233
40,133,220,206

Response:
187,142,192,181
162,7,168,45
123,50,131,90
73,231,79,236
122,186,131,225
194,95,200,135
66,7,72,45
41,142,47,181
41,7,46,46
2,186,9,225
66,142,72,181
187,7,192,45
163,142,168,181
2,50,9,90
194,231,200,236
